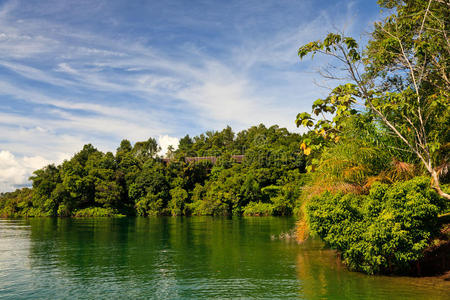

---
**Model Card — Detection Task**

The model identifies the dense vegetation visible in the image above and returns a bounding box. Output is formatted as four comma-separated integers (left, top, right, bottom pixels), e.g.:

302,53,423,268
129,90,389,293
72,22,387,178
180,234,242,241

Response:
308,177,446,274
295,0,450,274
0,125,306,217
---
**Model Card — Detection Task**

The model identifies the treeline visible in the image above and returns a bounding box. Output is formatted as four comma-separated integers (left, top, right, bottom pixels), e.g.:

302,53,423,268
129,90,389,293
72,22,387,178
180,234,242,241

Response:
0,124,306,217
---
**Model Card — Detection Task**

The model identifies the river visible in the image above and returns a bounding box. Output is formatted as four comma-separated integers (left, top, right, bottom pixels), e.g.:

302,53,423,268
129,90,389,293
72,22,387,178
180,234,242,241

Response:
0,217,448,299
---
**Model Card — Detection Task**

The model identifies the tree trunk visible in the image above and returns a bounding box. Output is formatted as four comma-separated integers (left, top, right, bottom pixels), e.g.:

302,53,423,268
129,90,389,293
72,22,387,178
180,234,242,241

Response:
431,169,450,200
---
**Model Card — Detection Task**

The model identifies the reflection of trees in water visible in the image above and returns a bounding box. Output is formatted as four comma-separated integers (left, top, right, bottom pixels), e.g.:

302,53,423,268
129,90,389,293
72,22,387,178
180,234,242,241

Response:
26,217,300,297
27,218,182,296
295,241,398,299
295,239,343,299
295,238,450,300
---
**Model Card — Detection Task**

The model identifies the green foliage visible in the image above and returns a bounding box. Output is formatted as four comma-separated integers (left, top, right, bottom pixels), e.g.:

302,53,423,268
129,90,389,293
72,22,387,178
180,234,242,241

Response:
295,2,450,276
296,0,450,199
72,207,125,217
168,187,188,216
57,204,71,217
132,138,160,163
307,177,445,274
135,193,166,216
0,125,307,218
316,137,389,186
243,202,274,216
0,188,41,217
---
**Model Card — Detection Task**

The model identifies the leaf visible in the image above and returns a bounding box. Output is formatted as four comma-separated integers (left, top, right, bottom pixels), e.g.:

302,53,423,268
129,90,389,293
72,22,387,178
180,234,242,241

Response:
343,37,358,49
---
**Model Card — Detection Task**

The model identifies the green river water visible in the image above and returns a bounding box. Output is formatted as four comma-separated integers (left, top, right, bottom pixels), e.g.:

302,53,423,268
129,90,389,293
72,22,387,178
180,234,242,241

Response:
0,217,449,299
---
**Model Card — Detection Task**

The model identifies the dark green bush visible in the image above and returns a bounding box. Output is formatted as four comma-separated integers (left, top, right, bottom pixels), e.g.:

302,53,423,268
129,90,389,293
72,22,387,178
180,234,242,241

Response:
307,177,445,274
243,202,274,216
72,207,125,217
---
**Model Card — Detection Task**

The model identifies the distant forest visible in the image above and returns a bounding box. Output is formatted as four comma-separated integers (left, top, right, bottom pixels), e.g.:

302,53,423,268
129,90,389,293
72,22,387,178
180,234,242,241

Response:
0,124,306,217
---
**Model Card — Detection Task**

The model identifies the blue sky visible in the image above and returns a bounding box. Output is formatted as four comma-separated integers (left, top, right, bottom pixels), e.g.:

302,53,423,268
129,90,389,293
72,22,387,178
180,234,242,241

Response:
0,0,382,191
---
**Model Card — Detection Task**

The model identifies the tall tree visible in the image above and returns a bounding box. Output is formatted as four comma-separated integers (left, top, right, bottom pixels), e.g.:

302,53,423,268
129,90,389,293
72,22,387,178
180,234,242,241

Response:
296,0,450,199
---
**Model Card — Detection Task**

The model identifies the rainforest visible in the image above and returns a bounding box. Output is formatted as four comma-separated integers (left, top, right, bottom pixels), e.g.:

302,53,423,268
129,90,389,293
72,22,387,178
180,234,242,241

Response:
0,124,306,218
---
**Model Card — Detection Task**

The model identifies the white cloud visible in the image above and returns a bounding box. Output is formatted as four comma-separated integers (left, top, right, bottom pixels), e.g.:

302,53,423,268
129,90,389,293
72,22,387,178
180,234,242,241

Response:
158,135,179,157
56,62,79,74
0,150,50,192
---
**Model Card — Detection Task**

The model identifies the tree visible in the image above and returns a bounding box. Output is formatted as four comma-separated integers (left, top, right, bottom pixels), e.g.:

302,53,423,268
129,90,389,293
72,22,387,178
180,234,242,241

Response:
132,137,160,162
116,139,132,154
166,145,175,159
168,186,188,216
296,0,450,199
30,164,61,213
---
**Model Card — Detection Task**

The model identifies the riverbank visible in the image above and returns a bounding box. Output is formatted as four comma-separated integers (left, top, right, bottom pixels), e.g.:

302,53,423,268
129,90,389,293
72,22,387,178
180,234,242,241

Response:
415,224,450,276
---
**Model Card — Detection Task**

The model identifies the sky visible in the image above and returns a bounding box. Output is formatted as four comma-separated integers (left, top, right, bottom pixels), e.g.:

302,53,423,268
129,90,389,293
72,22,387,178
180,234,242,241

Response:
0,0,383,192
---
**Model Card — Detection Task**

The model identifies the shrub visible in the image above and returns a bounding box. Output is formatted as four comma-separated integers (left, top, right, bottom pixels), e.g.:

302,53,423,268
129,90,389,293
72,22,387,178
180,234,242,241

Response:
243,202,274,216
57,204,71,217
168,187,188,216
307,177,445,274
135,193,166,216
72,207,125,217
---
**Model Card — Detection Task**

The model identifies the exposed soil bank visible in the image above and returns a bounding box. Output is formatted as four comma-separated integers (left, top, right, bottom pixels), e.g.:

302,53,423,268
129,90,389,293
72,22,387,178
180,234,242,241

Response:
414,224,450,277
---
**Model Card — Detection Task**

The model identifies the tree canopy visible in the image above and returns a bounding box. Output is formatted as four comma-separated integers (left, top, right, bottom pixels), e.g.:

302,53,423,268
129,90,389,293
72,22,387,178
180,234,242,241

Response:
0,124,306,218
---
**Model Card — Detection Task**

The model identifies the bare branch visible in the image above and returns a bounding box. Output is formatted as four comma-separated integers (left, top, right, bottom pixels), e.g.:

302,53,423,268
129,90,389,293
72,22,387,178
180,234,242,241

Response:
418,0,433,38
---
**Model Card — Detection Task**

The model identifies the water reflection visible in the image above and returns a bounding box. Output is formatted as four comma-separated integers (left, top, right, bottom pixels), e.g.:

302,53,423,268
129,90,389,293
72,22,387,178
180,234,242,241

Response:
0,217,449,299
295,238,450,299
22,217,301,298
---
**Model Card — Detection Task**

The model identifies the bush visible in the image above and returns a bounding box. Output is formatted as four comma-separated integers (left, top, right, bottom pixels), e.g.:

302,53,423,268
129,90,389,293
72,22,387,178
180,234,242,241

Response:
135,193,166,216
72,207,125,217
243,202,274,216
57,204,72,217
168,187,188,216
307,177,445,274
